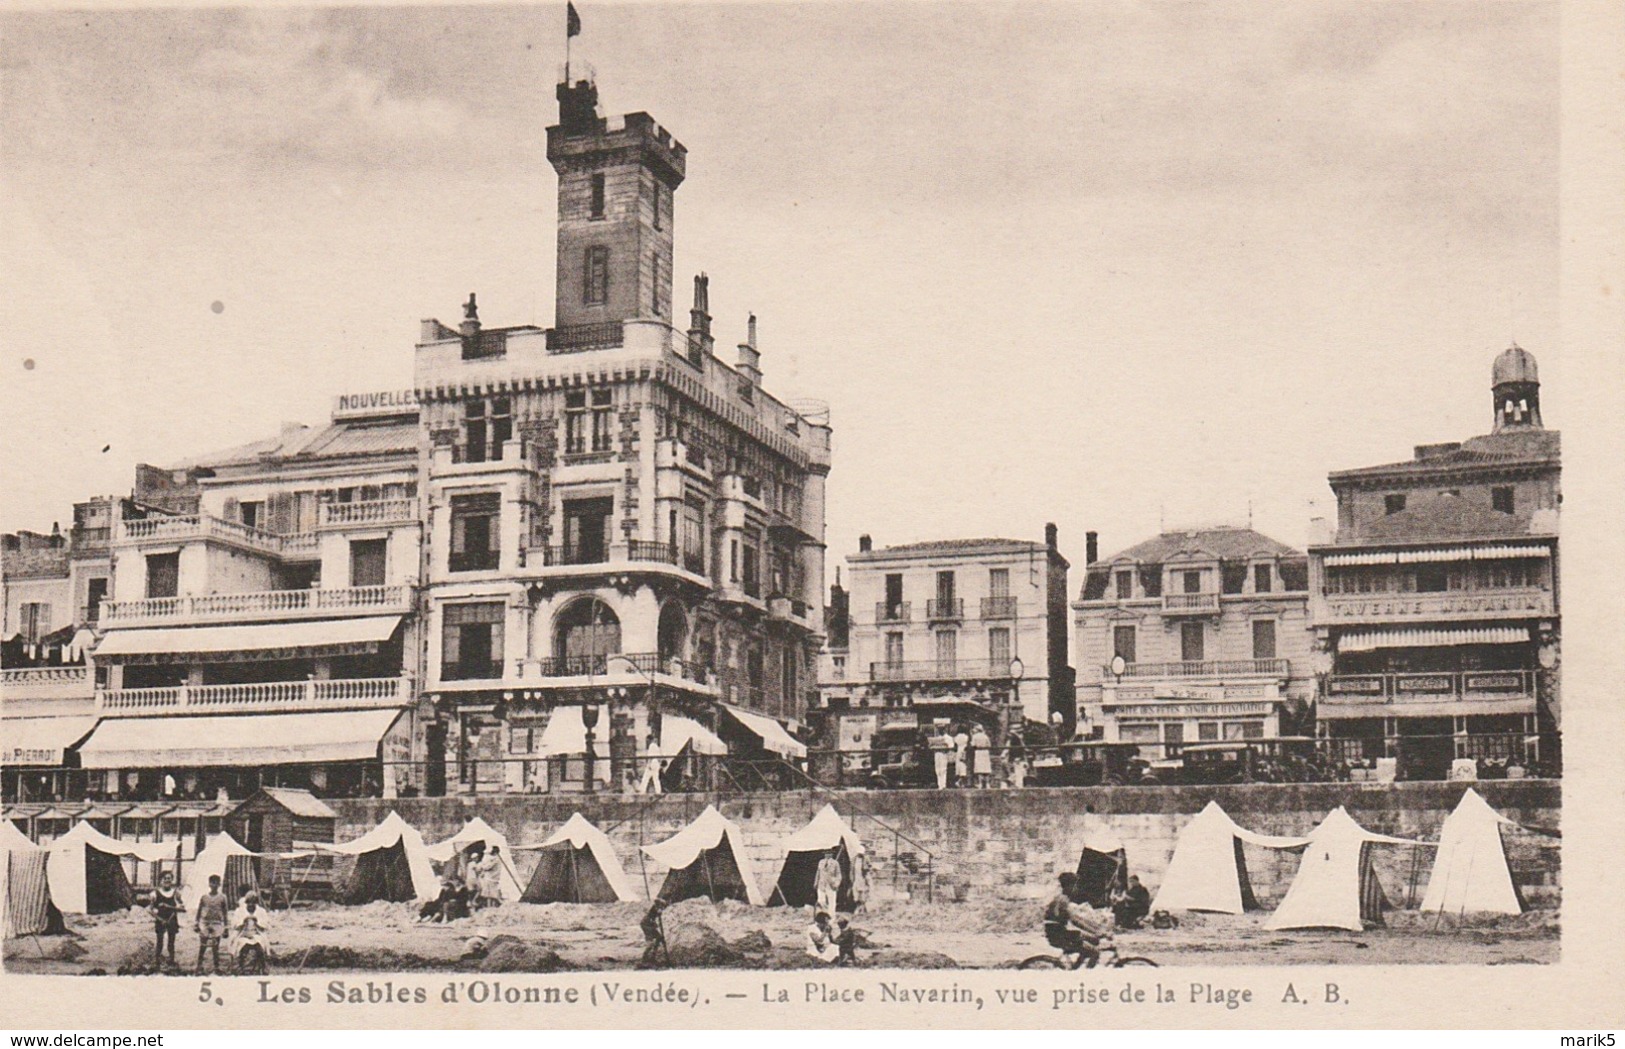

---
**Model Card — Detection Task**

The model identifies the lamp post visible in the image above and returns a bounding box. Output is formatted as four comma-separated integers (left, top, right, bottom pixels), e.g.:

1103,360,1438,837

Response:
580,702,599,795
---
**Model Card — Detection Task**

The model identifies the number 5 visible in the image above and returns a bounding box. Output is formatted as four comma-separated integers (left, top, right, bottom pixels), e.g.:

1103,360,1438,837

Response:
198,982,212,1003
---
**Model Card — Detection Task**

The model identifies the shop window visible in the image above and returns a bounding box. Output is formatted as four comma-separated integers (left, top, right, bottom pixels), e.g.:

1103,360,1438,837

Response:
442,602,504,680
1118,724,1159,743
449,493,501,572
1198,722,1219,742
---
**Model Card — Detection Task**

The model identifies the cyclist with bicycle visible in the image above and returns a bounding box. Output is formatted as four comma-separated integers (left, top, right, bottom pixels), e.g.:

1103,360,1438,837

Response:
1044,872,1112,969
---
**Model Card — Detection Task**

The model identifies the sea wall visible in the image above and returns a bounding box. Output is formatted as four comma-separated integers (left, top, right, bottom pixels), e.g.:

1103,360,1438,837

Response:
329,780,1561,908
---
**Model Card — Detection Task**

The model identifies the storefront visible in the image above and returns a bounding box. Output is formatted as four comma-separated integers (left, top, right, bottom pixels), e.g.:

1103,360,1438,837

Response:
1102,691,1280,760
0,715,97,802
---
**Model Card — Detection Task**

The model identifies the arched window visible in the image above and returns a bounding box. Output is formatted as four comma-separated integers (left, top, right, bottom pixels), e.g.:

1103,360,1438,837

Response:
657,602,689,665
553,597,621,671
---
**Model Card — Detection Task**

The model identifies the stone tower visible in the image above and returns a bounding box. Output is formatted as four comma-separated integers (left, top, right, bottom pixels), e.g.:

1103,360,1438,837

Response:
1491,343,1543,433
546,76,687,330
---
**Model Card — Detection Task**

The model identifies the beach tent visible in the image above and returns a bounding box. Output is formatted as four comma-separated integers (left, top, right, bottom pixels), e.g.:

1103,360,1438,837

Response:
1419,789,1523,917
642,805,764,906
1152,801,1310,914
1072,830,1130,908
2,820,64,936
321,811,438,905
1266,807,1434,931
46,822,170,915
769,804,865,910
181,832,256,913
425,816,524,902
514,813,638,903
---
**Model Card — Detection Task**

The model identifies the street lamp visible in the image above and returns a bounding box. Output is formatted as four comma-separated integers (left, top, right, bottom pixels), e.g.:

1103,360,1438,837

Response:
580,702,600,795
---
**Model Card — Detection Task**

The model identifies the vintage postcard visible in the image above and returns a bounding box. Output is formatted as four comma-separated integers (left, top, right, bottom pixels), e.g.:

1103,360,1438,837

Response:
1,0,1620,1032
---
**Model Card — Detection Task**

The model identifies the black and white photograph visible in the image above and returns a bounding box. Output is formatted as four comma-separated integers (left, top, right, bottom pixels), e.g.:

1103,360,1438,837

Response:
0,0,1619,1032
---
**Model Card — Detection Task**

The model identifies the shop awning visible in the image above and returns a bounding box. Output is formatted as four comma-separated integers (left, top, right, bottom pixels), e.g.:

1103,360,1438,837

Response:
2,716,98,766
533,706,612,758
94,616,402,661
1319,697,1536,719
721,705,807,759
1338,626,1530,652
76,708,405,769
655,715,728,757
1323,544,1550,567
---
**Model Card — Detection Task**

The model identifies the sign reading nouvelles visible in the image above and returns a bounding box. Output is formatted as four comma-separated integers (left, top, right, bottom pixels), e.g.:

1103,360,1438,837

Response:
332,389,419,420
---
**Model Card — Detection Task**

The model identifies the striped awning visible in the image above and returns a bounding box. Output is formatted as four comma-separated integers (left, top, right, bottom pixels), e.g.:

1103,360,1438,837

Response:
1339,626,1531,652
1323,544,1550,567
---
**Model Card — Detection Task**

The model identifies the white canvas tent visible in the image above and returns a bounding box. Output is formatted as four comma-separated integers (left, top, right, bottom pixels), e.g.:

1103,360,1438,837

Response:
1266,807,1434,932
46,821,171,914
642,805,764,905
770,804,865,909
513,813,638,903
3,820,62,936
1152,801,1309,914
1419,789,1523,916
425,816,524,901
181,832,254,913
319,811,438,904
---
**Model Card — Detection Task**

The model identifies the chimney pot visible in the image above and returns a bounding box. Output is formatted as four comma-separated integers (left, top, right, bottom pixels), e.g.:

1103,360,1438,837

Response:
1085,531,1099,564
1045,522,1058,549
858,534,872,553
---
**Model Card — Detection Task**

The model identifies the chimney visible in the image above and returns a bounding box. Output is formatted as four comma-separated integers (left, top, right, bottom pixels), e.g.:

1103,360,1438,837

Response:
737,313,762,385
1085,531,1099,564
687,274,714,364
1045,522,1058,550
858,534,872,553
459,292,481,340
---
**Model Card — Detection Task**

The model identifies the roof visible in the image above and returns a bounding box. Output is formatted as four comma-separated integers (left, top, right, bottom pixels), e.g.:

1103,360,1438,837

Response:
173,419,417,470
1092,527,1302,568
253,787,338,820
853,537,1047,560
1331,429,1560,483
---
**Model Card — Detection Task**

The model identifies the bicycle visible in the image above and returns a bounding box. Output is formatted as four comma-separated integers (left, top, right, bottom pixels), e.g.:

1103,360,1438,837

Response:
1018,942,1157,970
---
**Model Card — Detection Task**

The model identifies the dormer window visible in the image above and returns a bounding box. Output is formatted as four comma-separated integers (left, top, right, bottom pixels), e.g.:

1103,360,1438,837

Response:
1254,563,1272,593
1182,570,1202,594
1115,570,1133,600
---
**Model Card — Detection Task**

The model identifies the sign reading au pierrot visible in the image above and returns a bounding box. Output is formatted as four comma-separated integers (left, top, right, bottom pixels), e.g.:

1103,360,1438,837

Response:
332,389,419,420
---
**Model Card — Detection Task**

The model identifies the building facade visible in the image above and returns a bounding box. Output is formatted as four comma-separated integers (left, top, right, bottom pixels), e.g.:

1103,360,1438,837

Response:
1073,527,1314,753
1308,346,1560,779
814,528,1071,774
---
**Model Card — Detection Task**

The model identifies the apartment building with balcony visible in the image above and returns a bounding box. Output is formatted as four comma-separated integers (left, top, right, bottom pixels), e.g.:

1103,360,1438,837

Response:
414,71,830,795
53,394,427,803
1074,527,1314,753
814,527,1071,763
1308,345,1560,779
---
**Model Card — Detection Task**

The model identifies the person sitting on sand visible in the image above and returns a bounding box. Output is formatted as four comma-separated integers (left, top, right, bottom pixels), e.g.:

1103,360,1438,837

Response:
834,915,862,966
229,892,272,973
419,874,463,923
805,910,840,964
1111,875,1151,930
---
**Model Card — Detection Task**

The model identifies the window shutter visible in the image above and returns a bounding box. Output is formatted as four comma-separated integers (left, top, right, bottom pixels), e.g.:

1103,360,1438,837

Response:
442,620,461,665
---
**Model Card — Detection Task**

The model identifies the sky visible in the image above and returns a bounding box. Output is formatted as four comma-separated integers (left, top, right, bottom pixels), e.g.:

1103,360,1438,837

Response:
0,0,1560,572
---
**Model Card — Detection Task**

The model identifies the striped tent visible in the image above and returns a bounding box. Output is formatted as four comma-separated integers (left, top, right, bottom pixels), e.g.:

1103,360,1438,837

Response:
2,820,64,936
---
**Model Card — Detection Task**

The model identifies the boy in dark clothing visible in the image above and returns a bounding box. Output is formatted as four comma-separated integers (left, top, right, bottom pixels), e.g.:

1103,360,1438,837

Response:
639,900,669,968
150,871,184,972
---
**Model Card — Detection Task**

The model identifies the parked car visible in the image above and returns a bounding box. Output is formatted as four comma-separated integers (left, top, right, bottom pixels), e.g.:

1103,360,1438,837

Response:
868,726,934,789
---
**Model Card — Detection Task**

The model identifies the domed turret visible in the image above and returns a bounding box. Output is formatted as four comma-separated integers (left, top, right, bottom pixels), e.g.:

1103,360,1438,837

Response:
1491,343,1542,432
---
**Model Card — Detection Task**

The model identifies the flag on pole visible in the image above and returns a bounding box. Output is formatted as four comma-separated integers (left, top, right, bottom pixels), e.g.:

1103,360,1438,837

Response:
567,2,581,38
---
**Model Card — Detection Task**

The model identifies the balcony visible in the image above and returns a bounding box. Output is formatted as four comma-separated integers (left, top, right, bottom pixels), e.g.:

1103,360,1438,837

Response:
320,499,418,529
926,598,964,621
441,661,505,682
1104,658,1290,680
1320,587,1554,625
547,321,624,353
541,541,677,568
521,652,718,691
1161,593,1221,616
1,666,93,701
981,596,1017,619
767,594,811,624
96,676,413,717
98,585,413,627
869,659,1015,683
115,515,316,560
875,602,912,624
449,549,502,573
1323,670,1538,707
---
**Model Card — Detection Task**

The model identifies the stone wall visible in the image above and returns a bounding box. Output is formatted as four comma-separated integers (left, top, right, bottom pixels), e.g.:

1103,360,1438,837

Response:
330,780,1560,908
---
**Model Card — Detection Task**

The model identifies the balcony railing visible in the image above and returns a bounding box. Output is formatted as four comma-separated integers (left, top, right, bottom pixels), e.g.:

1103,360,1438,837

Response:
1,666,93,700
526,652,716,687
320,499,418,529
1320,587,1553,624
875,602,911,624
981,596,1017,619
547,322,624,353
540,542,680,568
115,515,316,559
449,549,502,573
98,585,412,625
927,598,964,621
1323,670,1537,705
1106,658,1291,679
869,658,1015,682
96,676,412,717
1162,593,1221,614
441,661,504,682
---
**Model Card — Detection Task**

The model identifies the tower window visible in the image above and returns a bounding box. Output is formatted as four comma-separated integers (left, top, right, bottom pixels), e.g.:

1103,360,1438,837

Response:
650,253,661,315
1384,494,1407,515
651,183,662,230
590,173,605,219
590,388,614,453
583,246,609,305
1492,486,1515,514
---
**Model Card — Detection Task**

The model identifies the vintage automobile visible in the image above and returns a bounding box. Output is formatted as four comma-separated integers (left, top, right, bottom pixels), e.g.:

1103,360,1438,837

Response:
1027,741,1144,787
1163,736,1325,785
867,724,936,789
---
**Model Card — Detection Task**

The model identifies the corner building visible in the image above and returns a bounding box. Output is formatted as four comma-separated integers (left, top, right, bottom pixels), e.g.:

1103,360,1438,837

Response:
416,74,831,794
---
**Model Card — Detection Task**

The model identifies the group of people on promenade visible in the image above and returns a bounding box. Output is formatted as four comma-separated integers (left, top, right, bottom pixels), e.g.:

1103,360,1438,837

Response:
148,871,272,975
929,724,995,789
